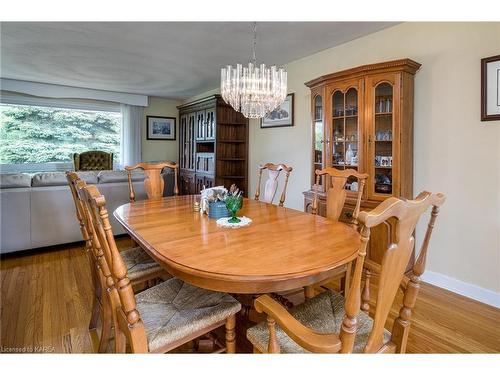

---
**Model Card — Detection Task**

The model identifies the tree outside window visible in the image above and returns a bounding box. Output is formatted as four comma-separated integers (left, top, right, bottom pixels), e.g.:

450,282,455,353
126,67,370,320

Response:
0,103,121,165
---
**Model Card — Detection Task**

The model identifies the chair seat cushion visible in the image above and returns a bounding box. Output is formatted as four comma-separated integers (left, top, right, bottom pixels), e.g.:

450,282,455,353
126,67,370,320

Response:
135,278,241,352
121,247,163,281
246,290,391,353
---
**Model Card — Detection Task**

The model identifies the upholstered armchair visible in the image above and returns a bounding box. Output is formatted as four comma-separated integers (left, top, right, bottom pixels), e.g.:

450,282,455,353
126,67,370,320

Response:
73,151,113,171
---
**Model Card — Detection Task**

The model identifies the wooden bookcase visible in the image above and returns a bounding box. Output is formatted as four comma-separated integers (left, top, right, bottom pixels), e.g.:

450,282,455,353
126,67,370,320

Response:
303,59,421,268
177,95,249,196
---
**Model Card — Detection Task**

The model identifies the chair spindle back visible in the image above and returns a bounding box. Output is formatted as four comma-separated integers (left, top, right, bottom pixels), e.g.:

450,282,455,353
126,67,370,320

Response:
358,191,446,353
125,162,179,202
254,163,293,207
80,183,149,352
312,167,368,227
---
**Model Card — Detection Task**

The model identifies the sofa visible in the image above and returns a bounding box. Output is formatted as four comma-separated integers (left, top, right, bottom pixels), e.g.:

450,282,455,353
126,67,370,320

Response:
0,169,175,254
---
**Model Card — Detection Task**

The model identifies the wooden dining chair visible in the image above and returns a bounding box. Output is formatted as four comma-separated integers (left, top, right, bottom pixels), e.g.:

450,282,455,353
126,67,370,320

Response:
125,162,179,202
66,172,167,352
254,163,293,207
65,172,102,340
308,167,369,297
312,167,368,227
247,191,445,353
81,183,241,353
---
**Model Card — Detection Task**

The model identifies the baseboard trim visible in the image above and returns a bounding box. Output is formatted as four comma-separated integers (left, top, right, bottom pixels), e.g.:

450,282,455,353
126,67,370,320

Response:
422,271,500,308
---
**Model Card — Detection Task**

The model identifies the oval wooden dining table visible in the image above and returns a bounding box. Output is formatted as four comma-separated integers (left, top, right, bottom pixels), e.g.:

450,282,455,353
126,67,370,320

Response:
114,195,361,295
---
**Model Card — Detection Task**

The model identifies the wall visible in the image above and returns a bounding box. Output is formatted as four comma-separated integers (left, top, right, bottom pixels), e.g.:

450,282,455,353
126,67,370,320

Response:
187,22,500,302
142,96,183,163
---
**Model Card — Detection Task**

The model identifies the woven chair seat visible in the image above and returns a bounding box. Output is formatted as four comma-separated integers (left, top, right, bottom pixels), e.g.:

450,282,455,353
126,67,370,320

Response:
136,278,241,353
121,247,164,281
247,290,390,353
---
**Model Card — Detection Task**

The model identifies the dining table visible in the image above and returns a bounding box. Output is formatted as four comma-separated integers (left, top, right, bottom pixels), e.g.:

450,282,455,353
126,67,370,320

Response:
114,195,361,296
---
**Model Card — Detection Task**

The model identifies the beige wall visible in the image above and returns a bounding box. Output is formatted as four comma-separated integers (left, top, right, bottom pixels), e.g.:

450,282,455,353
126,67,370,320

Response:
187,22,500,294
142,96,183,163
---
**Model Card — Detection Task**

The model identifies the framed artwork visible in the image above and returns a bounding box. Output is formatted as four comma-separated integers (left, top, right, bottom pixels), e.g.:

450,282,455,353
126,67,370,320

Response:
481,55,500,121
146,116,176,140
261,93,294,128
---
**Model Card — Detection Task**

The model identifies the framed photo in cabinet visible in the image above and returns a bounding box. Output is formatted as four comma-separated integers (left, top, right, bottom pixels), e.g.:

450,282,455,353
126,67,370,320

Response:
261,93,294,128
146,116,176,140
481,55,500,121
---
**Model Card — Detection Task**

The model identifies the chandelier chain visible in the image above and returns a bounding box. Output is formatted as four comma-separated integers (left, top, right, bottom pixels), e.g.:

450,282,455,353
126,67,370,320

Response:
252,22,257,64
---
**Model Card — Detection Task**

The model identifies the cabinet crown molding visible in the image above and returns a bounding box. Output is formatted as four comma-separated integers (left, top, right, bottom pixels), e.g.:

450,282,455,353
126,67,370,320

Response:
305,58,421,89
177,94,222,112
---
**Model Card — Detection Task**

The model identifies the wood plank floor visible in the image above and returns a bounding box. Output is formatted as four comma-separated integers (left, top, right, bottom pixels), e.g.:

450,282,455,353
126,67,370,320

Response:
1,238,499,353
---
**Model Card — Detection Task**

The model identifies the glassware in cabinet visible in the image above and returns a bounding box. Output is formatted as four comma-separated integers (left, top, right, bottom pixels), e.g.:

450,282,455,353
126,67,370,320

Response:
372,81,395,196
331,88,359,172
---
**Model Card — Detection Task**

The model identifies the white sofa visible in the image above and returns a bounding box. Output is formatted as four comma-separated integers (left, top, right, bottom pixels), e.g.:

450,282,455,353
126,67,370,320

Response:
0,169,175,254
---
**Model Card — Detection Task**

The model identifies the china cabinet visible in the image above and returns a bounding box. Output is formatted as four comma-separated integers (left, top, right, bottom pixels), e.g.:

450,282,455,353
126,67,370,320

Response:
177,95,249,196
303,59,421,268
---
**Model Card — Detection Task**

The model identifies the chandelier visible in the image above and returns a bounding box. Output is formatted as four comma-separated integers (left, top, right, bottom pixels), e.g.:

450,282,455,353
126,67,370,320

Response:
221,22,287,119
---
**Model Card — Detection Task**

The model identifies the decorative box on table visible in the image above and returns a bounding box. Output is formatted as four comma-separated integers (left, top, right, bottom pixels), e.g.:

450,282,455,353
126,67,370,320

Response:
208,201,231,219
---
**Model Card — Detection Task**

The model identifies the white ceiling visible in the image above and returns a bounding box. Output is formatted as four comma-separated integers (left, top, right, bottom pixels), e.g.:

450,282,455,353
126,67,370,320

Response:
0,22,396,99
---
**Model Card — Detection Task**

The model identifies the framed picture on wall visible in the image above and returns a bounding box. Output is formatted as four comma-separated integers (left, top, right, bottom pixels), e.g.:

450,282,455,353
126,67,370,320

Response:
146,116,176,140
260,93,294,128
481,55,500,121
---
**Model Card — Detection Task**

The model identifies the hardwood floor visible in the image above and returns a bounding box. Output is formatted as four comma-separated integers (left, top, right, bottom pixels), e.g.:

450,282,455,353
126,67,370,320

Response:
1,239,499,353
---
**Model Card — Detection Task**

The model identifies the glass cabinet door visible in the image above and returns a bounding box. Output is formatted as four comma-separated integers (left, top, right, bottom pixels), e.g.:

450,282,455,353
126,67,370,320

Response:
313,94,324,185
331,88,360,170
179,114,188,169
330,86,361,190
332,90,345,168
374,82,393,194
367,74,400,200
332,87,359,160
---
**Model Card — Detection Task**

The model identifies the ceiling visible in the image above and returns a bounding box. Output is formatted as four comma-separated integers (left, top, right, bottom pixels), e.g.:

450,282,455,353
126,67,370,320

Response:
0,22,396,99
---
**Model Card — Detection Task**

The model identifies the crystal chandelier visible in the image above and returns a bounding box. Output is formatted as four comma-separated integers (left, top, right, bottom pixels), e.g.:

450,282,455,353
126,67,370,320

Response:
221,22,287,119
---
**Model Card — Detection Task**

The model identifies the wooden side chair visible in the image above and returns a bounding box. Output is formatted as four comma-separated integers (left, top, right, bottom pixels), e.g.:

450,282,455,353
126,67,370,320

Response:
65,172,103,339
80,183,241,353
254,163,293,207
312,167,369,227
247,191,445,353
125,162,179,202
308,167,369,297
66,172,167,352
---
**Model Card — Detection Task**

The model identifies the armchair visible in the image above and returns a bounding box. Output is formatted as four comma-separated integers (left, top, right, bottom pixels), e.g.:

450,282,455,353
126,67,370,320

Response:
247,191,446,354
73,151,113,171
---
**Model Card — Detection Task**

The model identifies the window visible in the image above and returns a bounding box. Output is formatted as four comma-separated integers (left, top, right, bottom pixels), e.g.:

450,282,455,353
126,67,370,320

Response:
0,102,122,171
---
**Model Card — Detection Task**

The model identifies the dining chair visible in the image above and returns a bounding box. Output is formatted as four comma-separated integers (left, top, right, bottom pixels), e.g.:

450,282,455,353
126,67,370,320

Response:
312,167,368,227
65,172,103,340
125,162,179,202
247,191,445,353
254,163,293,207
308,167,369,297
81,183,241,353
66,172,167,352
